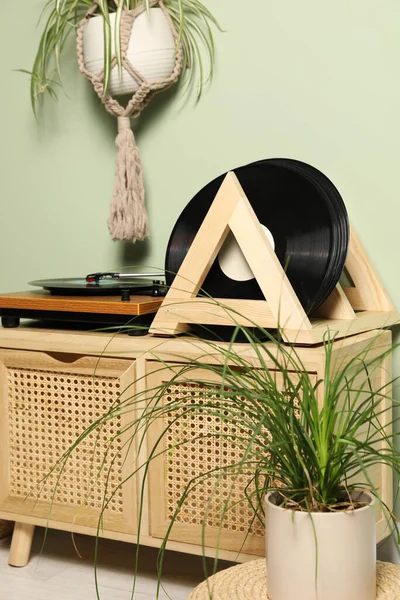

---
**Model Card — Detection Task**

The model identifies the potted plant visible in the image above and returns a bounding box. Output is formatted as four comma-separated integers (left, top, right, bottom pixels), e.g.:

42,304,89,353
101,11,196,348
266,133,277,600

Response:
45,312,400,600
27,0,221,114
24,0,221,244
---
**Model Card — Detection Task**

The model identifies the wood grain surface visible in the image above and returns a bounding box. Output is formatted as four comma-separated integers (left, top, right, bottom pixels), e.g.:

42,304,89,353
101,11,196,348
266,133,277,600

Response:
0,292,163,316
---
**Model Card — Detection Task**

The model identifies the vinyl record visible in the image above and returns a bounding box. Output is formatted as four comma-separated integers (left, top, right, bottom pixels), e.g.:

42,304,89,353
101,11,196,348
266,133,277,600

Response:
165,158,349,316
29,278,156,296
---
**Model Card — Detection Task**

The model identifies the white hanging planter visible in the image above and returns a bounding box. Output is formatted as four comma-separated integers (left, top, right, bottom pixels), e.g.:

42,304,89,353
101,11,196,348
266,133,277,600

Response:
82,7,176,96
266,491,376,600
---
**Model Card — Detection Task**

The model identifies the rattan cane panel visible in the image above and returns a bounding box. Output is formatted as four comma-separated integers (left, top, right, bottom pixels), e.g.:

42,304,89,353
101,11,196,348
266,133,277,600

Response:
163,382,267,538
7,367,124,514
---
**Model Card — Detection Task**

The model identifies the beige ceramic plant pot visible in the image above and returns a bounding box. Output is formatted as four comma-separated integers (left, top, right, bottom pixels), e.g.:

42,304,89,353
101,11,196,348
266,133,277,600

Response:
82,7,176,96
265,491,376,600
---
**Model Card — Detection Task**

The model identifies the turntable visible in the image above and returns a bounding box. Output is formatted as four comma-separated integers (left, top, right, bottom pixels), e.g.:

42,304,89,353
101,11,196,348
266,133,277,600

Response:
0,271,167,334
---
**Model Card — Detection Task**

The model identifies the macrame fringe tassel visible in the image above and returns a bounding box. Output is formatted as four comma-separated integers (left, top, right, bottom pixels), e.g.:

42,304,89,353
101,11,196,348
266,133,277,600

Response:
108,116,149,242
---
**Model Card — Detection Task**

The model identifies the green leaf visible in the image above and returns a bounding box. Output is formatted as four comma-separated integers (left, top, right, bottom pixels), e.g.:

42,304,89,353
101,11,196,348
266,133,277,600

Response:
97,0,112,96
114,0,124,81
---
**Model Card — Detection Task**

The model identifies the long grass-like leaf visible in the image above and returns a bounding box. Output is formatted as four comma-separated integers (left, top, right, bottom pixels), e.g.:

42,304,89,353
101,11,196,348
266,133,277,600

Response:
114,0,124,80
97,0,112,95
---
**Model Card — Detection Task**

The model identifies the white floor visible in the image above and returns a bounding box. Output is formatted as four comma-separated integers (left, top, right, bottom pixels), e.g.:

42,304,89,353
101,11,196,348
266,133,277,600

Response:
2,528,399,600
0,528,233,600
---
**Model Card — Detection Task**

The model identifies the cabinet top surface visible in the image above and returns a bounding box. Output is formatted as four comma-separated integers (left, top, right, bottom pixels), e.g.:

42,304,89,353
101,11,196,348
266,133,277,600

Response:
0,325,391,365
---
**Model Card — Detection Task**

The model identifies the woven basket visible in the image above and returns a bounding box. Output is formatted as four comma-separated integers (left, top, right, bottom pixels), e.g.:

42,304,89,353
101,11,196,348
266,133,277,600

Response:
187,559,400,600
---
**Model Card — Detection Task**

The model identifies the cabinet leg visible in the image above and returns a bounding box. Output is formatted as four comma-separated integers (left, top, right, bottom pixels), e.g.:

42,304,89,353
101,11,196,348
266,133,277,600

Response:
8,523,35,567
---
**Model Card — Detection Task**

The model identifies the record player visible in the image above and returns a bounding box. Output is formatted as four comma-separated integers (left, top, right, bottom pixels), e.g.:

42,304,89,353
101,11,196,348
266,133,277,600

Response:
0,271,167,334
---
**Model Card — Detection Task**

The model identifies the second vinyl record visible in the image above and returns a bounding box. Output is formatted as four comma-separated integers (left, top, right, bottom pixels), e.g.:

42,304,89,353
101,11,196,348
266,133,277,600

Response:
165,158,349,314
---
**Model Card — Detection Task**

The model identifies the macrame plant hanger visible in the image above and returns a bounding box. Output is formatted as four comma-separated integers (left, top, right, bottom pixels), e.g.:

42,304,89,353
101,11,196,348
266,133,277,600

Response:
77,0,183,242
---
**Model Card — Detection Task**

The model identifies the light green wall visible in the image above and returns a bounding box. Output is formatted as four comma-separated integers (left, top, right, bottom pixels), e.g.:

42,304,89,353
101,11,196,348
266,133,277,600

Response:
2,0,400,371
0,3,399,311
1,0,400,551
0,0,399,299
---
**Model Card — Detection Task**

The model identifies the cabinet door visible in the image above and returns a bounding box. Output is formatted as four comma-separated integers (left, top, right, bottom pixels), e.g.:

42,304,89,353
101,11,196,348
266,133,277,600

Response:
0,349,137,535
146,360,317,557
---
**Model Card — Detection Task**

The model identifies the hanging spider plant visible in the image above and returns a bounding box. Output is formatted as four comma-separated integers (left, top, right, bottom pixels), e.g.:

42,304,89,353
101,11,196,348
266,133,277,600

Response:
26,0,221,116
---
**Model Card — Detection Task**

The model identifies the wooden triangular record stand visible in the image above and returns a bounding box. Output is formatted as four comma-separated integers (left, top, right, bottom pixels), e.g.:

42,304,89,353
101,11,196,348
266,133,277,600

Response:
150,172,398,344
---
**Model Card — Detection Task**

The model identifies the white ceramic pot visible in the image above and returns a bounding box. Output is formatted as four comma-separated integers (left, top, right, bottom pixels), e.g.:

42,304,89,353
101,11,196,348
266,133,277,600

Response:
266,491,376,600
82,8,176,96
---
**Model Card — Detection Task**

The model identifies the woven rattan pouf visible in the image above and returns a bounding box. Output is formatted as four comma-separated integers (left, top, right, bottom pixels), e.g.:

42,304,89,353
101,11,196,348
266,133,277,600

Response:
187,559,400,600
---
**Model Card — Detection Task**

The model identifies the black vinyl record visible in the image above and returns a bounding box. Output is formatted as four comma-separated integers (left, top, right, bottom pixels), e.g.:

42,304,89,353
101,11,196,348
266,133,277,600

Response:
165,158,349,316
29,278,155,296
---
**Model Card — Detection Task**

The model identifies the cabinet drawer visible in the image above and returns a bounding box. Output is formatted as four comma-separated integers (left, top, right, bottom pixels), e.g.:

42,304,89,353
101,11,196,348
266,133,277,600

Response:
0,349,137,535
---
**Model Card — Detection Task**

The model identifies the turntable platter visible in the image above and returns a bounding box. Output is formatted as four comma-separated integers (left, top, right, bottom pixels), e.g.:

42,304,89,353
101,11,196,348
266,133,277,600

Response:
29,277,160,296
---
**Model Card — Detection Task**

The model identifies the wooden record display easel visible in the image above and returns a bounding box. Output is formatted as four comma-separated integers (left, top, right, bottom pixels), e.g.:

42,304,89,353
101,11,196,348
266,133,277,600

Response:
150,172,398,344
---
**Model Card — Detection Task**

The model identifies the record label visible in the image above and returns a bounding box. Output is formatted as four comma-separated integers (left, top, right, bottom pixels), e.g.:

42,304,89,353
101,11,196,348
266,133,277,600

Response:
218,225,275,282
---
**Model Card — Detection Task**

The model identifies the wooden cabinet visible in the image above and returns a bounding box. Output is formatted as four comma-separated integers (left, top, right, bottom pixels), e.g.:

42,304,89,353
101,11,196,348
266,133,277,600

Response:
0,326,393,565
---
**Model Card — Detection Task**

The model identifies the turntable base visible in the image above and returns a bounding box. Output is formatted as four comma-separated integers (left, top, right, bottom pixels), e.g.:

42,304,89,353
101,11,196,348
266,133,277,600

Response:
0,291,163,330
